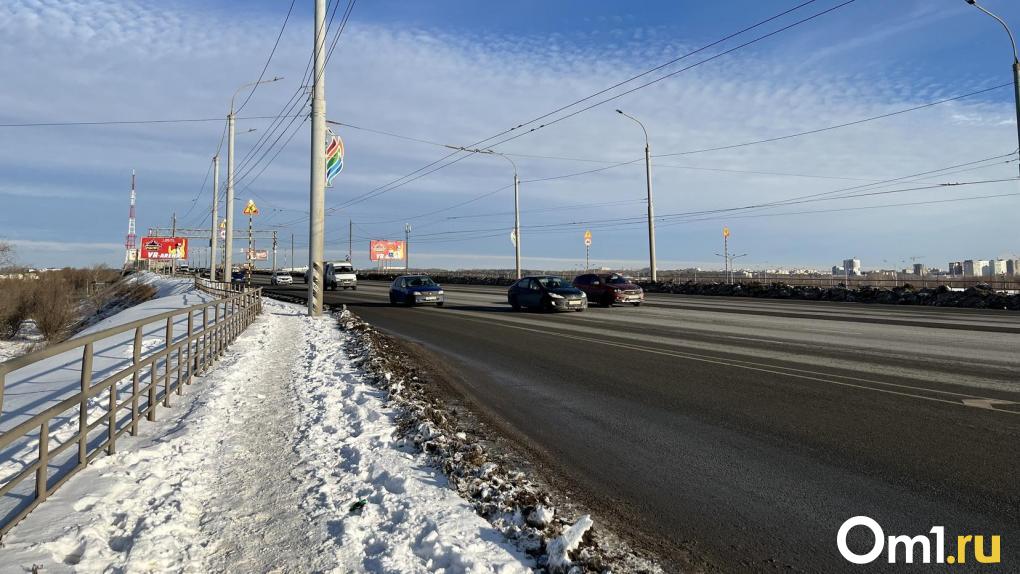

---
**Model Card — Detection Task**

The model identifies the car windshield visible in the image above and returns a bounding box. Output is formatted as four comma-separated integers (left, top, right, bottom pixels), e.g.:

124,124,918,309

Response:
538,277,570,289
605,274,632,285
406,276,436,287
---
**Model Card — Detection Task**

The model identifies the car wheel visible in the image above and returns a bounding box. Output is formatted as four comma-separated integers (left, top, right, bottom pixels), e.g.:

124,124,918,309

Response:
509,295,520,311
632,302,642,307
406,296,415,307
389,294,396,306
602,293,614,307
436,301,444,307
543,297,556,313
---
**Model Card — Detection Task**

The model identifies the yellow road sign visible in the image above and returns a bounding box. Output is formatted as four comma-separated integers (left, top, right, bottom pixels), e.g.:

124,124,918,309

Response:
723,227,730,238
243,200,259,216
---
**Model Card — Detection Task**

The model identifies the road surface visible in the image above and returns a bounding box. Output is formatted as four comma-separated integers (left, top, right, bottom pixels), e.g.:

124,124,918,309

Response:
258,278,1020,572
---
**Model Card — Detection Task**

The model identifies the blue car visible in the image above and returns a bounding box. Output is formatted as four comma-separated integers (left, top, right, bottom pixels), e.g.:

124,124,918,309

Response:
389,275,445,306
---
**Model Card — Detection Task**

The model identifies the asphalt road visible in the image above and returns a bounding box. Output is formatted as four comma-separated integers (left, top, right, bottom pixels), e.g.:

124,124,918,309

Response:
259,278,1020,572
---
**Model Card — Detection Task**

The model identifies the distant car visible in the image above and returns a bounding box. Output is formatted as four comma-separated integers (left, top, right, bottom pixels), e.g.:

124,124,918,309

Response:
507,276,587,312
303,262,357,290
573,272,644,307
270,271,293,285
389,275,444,306
230,270,245,285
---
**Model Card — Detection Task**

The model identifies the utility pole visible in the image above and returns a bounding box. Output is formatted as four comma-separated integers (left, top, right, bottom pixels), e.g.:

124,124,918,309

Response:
210,155,219,281
616,110,656,282
405,223,411,272
291,233,294,271
348,218,353,262
513,168,521,279
171,212,177,277
247,206,254,287
272,231,278,273
225,112,236,278
307,0,327,316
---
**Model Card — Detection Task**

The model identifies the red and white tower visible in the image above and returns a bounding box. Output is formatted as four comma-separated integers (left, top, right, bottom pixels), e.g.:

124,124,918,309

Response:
124,170,137,266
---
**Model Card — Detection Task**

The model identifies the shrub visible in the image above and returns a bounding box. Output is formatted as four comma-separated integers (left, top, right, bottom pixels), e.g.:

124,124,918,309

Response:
0,279,35,338
31,277,76,342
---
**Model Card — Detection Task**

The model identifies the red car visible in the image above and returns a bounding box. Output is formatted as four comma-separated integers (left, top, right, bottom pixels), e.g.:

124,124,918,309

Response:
572,272,644,307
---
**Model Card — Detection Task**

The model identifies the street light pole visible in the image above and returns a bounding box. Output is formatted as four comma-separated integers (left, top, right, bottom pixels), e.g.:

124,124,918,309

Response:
405,223,411,272
444,145,521,279
616,109,657,282
225,76,281,281
210,155,219,281
308,0,327,316
966,0,1020,174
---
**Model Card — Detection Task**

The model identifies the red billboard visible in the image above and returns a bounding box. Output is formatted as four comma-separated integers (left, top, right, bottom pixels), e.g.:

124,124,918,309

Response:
140,237,188,260
369,240,405,261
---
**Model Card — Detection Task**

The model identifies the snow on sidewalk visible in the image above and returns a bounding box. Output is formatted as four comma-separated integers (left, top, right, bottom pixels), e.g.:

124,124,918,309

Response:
1,298,533,573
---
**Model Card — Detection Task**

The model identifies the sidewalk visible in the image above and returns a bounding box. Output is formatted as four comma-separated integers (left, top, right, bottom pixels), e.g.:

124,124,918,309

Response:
1,298,532,573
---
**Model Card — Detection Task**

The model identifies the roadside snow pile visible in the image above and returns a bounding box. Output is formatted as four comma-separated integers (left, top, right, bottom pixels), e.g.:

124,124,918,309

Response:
2,298,533,573
336,308,663,574
128,271,197,299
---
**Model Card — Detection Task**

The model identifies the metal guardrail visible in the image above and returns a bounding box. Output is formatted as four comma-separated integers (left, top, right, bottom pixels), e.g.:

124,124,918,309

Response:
0,278,261,538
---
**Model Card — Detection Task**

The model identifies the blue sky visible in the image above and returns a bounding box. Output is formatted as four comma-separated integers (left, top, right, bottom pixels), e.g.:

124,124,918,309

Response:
1,0,1019,271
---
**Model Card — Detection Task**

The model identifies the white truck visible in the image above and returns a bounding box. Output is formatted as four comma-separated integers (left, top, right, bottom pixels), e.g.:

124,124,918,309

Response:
305,261,357,290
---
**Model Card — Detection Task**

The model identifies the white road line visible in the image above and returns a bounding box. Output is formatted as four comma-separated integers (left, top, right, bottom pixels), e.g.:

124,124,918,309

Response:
444,312,1019,415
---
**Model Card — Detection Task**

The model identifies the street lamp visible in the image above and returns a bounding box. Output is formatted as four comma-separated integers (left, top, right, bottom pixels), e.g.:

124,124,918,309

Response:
616,109,657,282
224,76,282,280
445,145,522,279
965,0,1020,174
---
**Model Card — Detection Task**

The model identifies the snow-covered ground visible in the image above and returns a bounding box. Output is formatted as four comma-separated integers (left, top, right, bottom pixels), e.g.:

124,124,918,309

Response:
2,298,533,573
1,273,212,432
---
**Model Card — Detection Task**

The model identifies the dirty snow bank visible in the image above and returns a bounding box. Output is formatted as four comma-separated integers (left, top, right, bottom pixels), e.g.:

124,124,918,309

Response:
2,298,532,573
336,308,663,574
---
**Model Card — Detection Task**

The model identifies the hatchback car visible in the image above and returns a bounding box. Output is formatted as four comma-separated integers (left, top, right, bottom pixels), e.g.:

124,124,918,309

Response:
270,271,293,285
389,275,445,306
573,272,644,306
507,276,587,312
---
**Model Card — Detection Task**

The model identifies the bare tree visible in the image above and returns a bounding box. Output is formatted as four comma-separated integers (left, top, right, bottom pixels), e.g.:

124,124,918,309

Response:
0,241,13,268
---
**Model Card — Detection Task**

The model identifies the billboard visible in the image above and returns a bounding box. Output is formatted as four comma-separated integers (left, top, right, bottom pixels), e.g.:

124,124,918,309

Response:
245,249,269,261
140,237,188,260
370,240,405,261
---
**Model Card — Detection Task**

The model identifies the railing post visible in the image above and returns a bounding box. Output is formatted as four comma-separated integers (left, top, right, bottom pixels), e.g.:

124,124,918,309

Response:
36,420,49,503
164,316,172,407
131,326,141,435
201,307,209,372
214,303,222,358
147,354,157,422
78,343,93,467
107,371,117,455
0,369,5,422
187,309,194,385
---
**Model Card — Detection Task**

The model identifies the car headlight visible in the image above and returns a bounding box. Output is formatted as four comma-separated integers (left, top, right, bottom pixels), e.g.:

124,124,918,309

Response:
436,290,444,295
580,292,587,298
549,292,564,299
413,291,421,296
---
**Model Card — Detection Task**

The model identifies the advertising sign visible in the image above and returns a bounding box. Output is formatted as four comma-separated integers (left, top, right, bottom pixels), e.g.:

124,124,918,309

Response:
369,240,405,261
246,249,269,261
139,237,188,260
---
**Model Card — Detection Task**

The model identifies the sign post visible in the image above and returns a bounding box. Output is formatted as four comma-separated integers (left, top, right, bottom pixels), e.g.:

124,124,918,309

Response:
722,227,730,284
243,200,259,286
583,230,592,271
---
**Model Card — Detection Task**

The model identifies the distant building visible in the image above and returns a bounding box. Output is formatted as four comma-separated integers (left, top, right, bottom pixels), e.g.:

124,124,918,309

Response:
947,261,963,276
911,263,927,276
832,265,844,275
989,259,1008,276
842,258,862,276
963,259,989,277
1007,259,1020,276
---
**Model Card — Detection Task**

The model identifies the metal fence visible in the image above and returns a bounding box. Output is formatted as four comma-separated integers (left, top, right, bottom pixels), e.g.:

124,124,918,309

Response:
0,278,261,538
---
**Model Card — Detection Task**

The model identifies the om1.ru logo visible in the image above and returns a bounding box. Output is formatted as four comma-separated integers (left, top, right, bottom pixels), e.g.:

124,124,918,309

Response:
837,516,1000,565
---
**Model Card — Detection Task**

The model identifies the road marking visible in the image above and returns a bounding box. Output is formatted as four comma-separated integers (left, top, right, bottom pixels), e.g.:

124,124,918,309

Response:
443,313,1019,416
961,398,1019,412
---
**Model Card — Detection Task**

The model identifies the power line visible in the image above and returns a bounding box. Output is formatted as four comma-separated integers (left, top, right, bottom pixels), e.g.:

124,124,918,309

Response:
0,115,293,128
235,0,298,114
320,0,852,213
